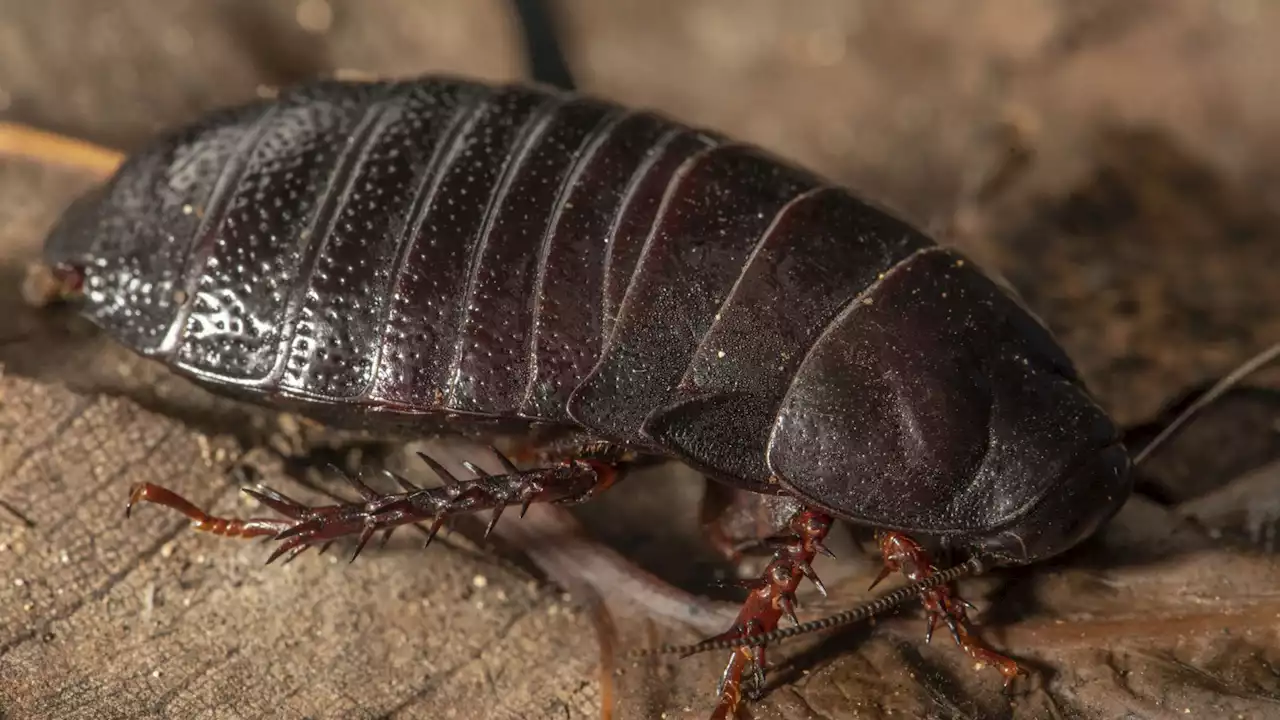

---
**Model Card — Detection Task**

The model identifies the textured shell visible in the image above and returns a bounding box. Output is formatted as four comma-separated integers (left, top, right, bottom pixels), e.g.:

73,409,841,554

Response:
42,76,929,439
41,77,705,428
43,75,1119,542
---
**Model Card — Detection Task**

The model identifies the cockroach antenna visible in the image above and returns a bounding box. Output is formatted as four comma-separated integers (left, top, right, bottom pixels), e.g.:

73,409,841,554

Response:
1131,338,1280,466
631,556,987,658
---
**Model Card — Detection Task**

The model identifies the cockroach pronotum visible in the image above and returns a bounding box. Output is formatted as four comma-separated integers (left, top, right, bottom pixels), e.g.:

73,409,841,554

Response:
26,71,1127,717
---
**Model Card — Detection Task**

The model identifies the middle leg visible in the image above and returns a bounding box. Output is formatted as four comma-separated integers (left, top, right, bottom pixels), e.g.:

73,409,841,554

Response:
695,484,835,719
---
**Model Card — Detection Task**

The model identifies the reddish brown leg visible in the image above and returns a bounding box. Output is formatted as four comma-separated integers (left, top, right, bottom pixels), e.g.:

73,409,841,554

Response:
692,506,832,720
126,448,621,564
870,531,1024,686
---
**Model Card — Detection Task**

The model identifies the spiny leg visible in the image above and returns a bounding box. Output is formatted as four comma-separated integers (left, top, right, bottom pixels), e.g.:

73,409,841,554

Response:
870,530,1023,686
126,447,621,565
696,506,833,720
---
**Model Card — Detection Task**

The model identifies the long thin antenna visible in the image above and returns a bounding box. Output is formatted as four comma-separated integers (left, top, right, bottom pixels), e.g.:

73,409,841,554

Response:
631,557,985,657
1131,339,1280,466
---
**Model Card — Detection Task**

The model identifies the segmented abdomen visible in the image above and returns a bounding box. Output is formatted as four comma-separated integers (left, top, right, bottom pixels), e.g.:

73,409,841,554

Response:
45,77,938,474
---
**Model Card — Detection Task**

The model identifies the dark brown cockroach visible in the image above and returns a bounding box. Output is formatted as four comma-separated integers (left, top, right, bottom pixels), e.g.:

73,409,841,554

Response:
35,74,1134,718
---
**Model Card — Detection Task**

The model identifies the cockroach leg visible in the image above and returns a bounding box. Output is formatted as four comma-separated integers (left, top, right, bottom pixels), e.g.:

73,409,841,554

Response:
126,483,295,538
699,507,832,720
126,447,623,565
871,530,1024,686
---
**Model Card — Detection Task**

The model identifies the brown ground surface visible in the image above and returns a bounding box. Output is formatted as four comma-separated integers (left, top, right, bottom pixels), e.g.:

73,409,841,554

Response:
2,1,1280,719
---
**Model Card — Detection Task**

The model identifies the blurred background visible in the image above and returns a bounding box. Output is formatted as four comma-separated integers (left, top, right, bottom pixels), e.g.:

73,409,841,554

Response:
2,2,1280,719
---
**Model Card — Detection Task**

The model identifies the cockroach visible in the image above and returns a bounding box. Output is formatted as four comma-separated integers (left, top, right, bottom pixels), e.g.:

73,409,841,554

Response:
29,72,1131,717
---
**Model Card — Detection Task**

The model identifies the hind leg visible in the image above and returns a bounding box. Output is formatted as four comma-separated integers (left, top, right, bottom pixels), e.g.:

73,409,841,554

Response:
871,531,1024,686
126,443,631,564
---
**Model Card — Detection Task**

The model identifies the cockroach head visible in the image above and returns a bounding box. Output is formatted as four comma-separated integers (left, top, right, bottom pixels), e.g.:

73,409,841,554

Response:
964,441,1131,566
763,249,1134,567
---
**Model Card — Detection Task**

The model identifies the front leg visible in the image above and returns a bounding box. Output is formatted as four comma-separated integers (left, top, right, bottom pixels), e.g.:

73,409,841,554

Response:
871,531,1024,685
125,447,622,565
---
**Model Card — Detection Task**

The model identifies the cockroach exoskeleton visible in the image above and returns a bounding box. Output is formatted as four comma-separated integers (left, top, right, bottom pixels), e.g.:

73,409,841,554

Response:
29,70,1140,717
